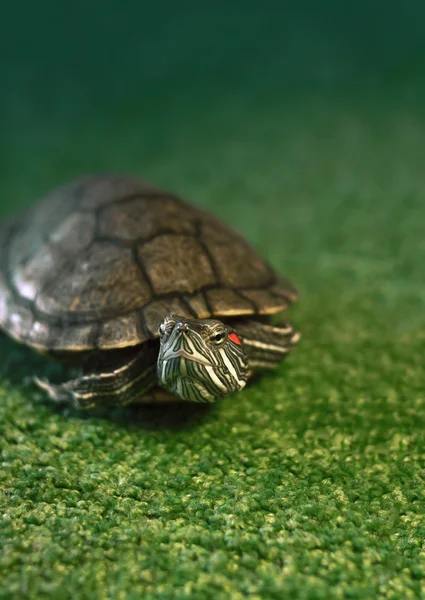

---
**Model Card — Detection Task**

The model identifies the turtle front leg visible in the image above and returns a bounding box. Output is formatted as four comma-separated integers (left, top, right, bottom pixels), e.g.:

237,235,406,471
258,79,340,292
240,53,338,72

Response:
34,345,158,409
230,319,300,370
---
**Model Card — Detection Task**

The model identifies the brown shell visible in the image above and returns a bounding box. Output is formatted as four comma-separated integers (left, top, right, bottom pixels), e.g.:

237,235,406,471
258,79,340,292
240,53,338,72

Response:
0,174,297,352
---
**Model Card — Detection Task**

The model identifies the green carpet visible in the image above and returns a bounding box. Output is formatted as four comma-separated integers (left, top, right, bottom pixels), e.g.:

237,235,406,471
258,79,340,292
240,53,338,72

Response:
1,2,425,598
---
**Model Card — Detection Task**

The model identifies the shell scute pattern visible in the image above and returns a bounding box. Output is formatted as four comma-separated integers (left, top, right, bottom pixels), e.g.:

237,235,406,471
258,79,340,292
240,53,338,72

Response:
0,175,297,352
138,235,216,296
98,196,197,242
34,243,151,317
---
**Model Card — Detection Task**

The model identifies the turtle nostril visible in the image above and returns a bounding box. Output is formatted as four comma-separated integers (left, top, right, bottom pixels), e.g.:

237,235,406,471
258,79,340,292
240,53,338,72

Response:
176,322,188,333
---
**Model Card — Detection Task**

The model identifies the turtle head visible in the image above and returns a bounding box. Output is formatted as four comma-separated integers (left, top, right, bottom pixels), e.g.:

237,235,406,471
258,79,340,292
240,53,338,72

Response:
157,314,249,402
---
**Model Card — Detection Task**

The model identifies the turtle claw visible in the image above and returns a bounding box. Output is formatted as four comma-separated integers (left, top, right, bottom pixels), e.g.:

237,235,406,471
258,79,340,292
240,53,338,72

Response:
33,376,76,404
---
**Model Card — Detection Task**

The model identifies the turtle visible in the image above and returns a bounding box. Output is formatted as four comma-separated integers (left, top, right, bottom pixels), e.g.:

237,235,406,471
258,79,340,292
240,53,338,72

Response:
0,174,300,407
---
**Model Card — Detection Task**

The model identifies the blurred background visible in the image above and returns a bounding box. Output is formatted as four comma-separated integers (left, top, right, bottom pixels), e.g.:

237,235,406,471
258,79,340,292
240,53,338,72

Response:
2,4,425,596
1,1,425,330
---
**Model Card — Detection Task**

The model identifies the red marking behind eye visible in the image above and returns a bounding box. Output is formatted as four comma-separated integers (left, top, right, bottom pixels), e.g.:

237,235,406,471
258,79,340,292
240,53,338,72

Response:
228,332,241,345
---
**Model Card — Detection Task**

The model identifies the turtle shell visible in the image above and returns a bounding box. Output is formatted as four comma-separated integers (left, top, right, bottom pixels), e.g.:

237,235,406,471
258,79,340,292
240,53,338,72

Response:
0,174,297,352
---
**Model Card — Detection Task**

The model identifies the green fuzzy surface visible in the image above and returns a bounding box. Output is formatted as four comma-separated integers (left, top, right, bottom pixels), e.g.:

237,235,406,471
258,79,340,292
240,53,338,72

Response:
1,3,425,598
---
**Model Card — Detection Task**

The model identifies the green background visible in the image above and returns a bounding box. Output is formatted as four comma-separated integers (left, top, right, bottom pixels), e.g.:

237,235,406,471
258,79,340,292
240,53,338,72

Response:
1,2,425,598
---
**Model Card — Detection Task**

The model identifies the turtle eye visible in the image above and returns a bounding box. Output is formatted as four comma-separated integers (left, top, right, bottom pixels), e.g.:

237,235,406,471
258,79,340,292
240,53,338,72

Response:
159,321,171,337
159,315,178,339
212,331,226,345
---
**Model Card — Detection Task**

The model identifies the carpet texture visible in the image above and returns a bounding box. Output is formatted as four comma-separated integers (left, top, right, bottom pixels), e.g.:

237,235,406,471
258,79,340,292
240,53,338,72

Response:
1,2,425,598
